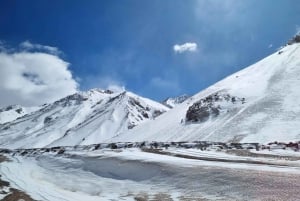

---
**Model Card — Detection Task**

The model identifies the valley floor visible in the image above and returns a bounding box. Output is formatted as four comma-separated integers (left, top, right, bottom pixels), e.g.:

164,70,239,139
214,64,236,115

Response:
1,147,300,201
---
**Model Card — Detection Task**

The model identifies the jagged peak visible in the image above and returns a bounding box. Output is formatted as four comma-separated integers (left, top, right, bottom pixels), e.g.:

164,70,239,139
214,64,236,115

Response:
162,94,190,108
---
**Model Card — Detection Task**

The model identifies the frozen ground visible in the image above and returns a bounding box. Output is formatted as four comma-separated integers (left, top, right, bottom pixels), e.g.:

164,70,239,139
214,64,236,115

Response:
1,148,300,201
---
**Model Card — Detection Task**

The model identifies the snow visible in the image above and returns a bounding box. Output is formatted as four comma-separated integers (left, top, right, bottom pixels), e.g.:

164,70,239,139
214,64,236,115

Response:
250,149,300,157
116,44,300,143
0,90,169,149
0,105,40,124
65,148,300,173
162,94,189,108
2,148,300,200
1,44,300,147
0,153,192,201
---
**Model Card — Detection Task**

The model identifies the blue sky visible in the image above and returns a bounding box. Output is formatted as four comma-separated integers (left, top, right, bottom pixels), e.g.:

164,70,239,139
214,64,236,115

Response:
0,0,300,105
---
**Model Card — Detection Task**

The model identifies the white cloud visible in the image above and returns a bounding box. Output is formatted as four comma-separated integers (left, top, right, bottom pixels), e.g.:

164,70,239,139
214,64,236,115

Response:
0,45,78,107
20,40,62,55
173,42,198,53
107,84,125,93
83,75,125,93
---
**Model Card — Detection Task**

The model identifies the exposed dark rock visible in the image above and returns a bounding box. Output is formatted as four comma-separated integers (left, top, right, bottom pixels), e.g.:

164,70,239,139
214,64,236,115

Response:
15,108,23,114
20,151,28,156
5,106,13,111
2,126,10,130
53,93,88,106
44,116,52,124
57,149,65,154
153,110,163,118
128,123,136,129
129,98,145,110
104,89,114,94
94,144,101,150
141,111,149,118
185,92,245,123
109,143,118,149
288,34,300,45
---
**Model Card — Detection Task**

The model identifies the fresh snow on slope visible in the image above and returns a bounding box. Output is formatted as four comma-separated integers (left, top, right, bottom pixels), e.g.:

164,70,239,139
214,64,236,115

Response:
116,43,300,143
1,42,300,148
162,94,189,108
2,149,300,201
0,105,40,124
0,89,168,148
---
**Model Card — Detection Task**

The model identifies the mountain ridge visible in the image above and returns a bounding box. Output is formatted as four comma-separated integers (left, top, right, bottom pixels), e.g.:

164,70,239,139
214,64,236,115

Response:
115,42,300,144
0,89,168,148
1,38,300,148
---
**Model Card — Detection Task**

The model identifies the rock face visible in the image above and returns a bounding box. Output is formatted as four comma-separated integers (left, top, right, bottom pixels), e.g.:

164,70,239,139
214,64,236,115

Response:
186,92,245,123
287,34,300,45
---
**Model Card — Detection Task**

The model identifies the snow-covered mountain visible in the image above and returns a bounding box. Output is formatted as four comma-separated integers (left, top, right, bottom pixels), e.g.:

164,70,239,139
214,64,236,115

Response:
1,36,300,148
162,94,189,108
0,89,168,148
116,41,300,144
0,105,40,124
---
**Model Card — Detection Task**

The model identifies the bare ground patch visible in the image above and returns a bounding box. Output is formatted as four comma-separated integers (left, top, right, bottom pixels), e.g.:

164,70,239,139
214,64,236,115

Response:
141,148,295,167
226,149,300,161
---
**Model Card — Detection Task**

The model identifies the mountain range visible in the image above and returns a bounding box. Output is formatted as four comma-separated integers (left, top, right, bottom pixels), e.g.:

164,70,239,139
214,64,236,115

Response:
1,36,300,148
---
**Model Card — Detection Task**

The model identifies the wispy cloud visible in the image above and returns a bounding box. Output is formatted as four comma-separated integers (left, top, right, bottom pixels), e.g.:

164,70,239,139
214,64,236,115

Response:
0,42,78,107
20,40,62,55
82,75,125,93
173,42,197,53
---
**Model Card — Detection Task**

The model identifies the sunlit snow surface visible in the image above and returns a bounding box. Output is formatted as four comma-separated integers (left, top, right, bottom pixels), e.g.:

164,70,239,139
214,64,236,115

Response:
117,44,300,143
1,44,300,148
2,148,300,200
0,90,168,149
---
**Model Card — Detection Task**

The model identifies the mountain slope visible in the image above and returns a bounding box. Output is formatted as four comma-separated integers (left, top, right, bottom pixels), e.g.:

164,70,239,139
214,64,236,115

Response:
162,95,189,108
0,89,168,148
0,105,40,124
116,43,300,144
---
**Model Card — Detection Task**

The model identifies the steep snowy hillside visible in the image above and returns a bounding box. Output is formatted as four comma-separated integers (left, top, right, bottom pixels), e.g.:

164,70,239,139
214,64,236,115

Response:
117,42,300,144
0,105,40,124
0,89,168,148
162,94,189,108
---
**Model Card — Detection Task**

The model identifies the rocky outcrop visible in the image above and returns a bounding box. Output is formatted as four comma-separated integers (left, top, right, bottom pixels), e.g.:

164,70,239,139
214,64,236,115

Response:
287,34,300,45
185,92,245,123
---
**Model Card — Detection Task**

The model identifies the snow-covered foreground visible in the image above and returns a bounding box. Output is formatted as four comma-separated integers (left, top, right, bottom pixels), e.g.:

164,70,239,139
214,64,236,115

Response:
1,148,300,200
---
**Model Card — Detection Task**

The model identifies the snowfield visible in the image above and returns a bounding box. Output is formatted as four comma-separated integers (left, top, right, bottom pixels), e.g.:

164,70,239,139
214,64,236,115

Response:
0,89,168,149
1,147,300,201
1,44,300,148
1,37,300,200
116,43,300,144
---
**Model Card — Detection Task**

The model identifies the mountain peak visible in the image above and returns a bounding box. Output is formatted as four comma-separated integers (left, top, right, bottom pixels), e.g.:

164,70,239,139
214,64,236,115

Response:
0,88,168,148
162,94,189,108
116,43,300,144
